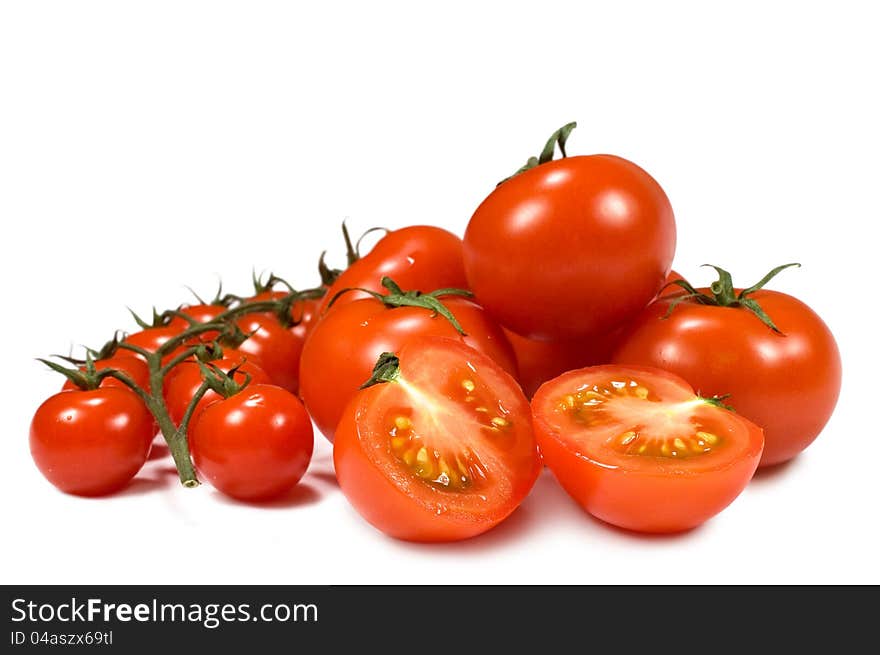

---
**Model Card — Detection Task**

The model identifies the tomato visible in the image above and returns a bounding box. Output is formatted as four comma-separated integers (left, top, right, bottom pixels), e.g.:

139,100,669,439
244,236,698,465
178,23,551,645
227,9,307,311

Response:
317,225,467,315
30,388,156,496
532,365,764,533
190,384,313,501
123,325,181,358
463,129,676,340
234,313,304,394
250,290,323,343
163,356,273,426
166,304,226,332
506,271,685,397
334,337,541,542
61,355,150,393
300,290,517,442
611,265,841,467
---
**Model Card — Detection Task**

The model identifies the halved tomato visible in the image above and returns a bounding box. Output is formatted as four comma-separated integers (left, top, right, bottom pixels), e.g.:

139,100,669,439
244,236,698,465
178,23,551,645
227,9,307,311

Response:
334,337,541,542
532,365,764,533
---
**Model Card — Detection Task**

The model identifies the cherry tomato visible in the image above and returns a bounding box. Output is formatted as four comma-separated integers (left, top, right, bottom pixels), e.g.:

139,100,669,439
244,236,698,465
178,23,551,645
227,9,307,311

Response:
163,356,272,425
235,313,303,394
166,304,226,332
506,271,685,397
190,384,314,501
532,365,764,533
30,388,156,496
334,337,541,542
61,355,150,393
464,155,676,340
611,268,841,467
250,289,323,352
300,295,517,442
317,226,468,315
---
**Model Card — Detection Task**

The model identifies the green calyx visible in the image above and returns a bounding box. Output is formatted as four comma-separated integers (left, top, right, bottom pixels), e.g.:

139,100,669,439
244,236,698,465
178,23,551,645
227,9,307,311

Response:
665,263,801,334
498,121,577,186
700,394,736,413
197,361,253,399
38,354,114,391
328,277,474,335
360,352,401,389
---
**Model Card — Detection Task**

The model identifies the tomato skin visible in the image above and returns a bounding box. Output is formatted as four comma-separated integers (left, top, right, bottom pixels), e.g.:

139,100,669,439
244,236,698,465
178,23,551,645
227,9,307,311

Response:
612,289,841,467
235,314,303,394
505,271,685,397
300,297,517,441
317,226,468,315
123,325,181,358
190,385,313,501
333,337,541,542
464,155,676,340
166,304,226,332
532,365,764,533
61,355,149,392
250,290,323,344
30,388,155,496
163,356,273,425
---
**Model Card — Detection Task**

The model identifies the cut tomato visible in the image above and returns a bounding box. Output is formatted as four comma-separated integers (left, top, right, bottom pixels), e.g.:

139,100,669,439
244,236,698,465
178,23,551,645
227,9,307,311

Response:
334,337,541,542
532,365,764,533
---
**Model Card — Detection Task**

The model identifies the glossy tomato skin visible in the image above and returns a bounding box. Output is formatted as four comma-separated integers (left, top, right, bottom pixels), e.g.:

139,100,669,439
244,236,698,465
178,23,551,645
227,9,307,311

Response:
190,385,314,501
30,388,155,496
250,290,323,345
506,271,685,397
612,289,841,467
61,355,150,392
464,155,676,340
163,356,273,425
532,365,764,533
317,225,468,315
166,304,226,331
334,337,541,542
235,314,303,394
300,297,517,441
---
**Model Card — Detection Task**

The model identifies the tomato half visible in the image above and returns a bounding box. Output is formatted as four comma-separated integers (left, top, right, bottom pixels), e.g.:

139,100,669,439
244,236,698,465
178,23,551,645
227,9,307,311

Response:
317,225,467,315
300,295,517,442
30,388,156,496
163,355,272,425
61,355,150,393
532,365,764,533
334,337,541,542
612,284,841,467
190,384,314,501
464,154,676,340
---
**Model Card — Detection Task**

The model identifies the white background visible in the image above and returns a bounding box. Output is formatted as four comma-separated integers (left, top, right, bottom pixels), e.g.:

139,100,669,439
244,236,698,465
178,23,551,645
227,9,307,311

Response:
1,1,877,584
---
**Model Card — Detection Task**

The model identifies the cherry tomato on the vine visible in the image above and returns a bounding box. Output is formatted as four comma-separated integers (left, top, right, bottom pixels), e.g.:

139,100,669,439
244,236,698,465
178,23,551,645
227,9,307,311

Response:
30,388,155,496
532,365,764,533
190,384,314,501
166,304,226,333
300,288,517,442
234,313,304,394
61,355,150,393
612,265,841,467
464,124,676,340
334,337,541,542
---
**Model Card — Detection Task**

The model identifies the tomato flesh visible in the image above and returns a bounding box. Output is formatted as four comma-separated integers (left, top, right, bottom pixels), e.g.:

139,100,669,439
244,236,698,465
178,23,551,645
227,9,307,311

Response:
334,337,541,542
532,365,764,533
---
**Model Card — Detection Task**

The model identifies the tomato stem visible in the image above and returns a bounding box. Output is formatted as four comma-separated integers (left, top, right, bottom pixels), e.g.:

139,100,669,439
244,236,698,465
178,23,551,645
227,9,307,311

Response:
498,121,578,186
360,352,401,389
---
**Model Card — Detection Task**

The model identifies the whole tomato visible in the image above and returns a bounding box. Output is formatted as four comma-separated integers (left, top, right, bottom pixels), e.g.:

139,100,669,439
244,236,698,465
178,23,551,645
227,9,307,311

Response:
235,312,304,394
163,356,273,425
317,225,468,316
30,388,155,496
612,264,841,467
190,384,314,501
300,280,517,442
464,123,676,340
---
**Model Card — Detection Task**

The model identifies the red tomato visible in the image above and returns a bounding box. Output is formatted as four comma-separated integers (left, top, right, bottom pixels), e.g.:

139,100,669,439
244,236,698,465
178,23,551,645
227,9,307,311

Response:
506,271,685,397
163,356,273,426
61,355,150,393
250,290,323,343
317,226,467,315
532,365,764,533
235,314,303,394
30,388,155,496
464,155,676,340
300,295,517,442
334,337,541,542
123,325,180,357
166,304,226,332
190,385,313,501
612,268,841,467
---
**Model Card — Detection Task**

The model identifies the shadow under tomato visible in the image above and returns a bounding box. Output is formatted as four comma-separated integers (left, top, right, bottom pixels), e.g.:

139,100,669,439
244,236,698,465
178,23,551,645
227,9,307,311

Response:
749,457,801,486
207,482,323,510
148,443,170,460
113,470,179,497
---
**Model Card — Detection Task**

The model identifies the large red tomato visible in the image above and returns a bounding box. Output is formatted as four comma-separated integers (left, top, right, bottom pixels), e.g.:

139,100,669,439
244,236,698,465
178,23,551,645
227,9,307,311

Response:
317,225,467,315
300,285,516,442
334,337,541,542
463,124,676,340
612,264,841,467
